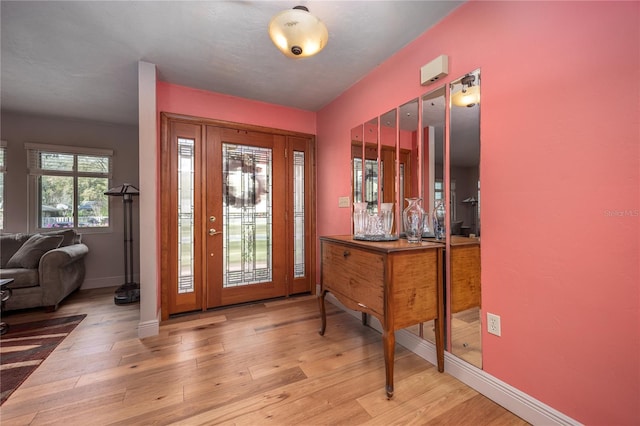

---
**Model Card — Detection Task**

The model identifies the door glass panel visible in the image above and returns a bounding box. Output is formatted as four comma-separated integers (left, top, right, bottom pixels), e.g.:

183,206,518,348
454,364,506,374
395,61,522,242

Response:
364,158,379,212
353,158,363,203
177,138,195,294
293,150,305,278
222,143,273,287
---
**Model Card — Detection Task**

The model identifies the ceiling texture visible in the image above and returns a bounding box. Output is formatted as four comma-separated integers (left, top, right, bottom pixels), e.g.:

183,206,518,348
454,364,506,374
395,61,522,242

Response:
1,1,463,126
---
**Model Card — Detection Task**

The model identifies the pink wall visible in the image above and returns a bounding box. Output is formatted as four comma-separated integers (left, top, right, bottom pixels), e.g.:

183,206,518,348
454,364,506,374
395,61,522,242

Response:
316,2,639,425
156,81,316,135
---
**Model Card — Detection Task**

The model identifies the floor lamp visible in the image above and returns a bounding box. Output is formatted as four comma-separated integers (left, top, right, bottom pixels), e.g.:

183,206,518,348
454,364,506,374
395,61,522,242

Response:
104,183,140,305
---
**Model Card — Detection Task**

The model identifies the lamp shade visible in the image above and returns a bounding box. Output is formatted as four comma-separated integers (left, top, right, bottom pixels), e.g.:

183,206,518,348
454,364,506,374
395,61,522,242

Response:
268,6,328,58
104,183,140,197
452,85,480,107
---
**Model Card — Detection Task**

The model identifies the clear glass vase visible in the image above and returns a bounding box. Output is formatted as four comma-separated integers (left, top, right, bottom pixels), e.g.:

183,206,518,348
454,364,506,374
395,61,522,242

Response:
403,198,424,243
380,202,394,236
353,202,368,236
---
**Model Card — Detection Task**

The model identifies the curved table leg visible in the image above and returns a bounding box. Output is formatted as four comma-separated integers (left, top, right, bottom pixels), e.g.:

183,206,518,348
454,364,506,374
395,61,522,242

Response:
383,328,395,398
318,290,327,336
434,317,444,372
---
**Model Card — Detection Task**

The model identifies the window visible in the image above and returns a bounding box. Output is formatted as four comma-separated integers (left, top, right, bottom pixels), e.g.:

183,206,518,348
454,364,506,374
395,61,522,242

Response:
26,143,113,231
0,141,6,230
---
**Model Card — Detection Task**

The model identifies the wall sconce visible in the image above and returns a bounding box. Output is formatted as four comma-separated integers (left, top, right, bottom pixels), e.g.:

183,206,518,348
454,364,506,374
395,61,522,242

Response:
268,6,328,58
452,74,480,107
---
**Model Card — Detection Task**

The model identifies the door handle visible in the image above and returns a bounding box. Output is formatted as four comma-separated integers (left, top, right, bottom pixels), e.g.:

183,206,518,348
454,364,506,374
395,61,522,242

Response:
209,228,221,236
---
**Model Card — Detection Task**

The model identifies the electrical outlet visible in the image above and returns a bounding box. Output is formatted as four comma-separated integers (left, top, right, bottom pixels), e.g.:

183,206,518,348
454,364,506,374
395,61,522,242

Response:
487,313,501,336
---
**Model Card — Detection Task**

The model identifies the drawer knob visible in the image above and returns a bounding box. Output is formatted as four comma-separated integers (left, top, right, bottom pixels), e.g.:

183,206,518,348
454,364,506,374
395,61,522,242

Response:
343,250,350,258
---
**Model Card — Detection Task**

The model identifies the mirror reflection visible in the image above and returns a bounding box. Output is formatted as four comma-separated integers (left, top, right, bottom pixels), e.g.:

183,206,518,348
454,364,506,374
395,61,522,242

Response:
449,69,481,368
349,73,481,369
351,124,364,234
353,111,412,223
379,108,397,210
352,119,378,212
421,87,446,221
398,98,419,204
406,88,445,344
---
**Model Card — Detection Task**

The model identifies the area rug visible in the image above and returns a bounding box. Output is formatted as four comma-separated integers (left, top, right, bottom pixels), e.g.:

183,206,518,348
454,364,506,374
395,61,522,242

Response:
0,314,86,405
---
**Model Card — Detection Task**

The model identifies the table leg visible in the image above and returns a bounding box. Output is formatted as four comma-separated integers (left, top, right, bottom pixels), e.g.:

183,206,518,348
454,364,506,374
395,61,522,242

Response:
318,290,327,336
383,328,395,398
434,317,444,372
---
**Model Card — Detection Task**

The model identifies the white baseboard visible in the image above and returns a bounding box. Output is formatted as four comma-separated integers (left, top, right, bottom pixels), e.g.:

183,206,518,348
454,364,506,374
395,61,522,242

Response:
81,274,141,290
324,294,580,426
81,276,122,289
138,317,159,339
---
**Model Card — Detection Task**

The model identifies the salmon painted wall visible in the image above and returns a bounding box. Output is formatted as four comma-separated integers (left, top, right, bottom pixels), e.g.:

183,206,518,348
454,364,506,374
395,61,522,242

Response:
316,2,639,425
156,81,316,135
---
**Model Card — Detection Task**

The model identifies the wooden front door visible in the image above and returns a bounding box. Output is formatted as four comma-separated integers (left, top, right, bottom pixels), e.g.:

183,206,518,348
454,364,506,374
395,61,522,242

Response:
161,114,315,318
205,126,286,307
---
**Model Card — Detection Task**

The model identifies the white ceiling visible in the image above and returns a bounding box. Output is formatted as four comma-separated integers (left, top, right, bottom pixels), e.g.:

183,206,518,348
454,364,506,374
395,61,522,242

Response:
1,1,464,126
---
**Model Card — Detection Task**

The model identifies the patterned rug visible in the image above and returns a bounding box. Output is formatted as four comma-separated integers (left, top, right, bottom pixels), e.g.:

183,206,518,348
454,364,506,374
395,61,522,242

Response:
0,314,86,405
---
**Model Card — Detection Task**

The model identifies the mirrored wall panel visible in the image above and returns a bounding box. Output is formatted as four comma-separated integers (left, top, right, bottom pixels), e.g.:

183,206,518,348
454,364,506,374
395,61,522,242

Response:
449,69,481,368
399,98,419,205
379,108,396,208
360,117,379,212
405,87,445,344
351,124,364,217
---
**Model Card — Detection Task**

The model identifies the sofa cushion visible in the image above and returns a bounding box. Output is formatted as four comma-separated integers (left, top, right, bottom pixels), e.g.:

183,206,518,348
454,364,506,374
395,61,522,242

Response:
0,268,39,289
42,229,80,247
6,234,64,269
0,233,31,268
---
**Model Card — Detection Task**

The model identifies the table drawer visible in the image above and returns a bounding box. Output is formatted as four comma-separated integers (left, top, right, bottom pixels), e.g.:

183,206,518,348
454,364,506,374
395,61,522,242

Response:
322,242,384,315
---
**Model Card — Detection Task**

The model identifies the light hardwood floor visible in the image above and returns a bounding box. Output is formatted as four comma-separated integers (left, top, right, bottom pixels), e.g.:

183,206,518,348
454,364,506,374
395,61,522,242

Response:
0,287,528,425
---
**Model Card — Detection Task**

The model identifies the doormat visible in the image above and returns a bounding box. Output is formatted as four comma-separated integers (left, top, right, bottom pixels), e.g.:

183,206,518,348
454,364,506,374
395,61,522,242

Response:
0,314,86,405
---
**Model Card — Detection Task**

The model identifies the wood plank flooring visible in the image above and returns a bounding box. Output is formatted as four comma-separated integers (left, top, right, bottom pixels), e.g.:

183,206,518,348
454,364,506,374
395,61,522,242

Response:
0,287,529,425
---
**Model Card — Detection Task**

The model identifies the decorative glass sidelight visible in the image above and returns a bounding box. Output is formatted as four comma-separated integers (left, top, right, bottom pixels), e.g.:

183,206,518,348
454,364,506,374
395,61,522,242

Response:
353,158,363,203
364,158,379,212
222,143,273,287
293,151,305,278
353,158,380,212
177,138,195,294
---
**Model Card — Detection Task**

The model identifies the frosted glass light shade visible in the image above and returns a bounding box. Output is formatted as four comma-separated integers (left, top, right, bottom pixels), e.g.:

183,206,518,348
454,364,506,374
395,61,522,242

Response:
268,6,328,58
452,85,480,107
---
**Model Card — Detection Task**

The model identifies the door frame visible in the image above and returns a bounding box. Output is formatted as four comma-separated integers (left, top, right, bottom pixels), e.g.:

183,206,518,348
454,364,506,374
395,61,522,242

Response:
160,113,317,320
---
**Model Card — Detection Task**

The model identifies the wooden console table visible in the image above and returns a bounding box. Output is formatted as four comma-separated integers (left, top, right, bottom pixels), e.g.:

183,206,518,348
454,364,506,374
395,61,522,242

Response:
318,235,444,398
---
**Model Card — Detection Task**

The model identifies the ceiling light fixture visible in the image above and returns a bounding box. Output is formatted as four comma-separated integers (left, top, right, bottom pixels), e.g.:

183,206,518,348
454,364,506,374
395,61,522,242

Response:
451,74,480,107
268,5,328,58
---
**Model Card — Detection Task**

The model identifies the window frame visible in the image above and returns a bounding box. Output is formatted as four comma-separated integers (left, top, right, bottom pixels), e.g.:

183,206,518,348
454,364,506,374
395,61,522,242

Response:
26,143,114,234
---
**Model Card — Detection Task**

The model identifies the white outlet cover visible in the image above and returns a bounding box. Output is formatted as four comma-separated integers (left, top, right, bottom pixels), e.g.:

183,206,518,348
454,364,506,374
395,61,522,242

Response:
487,312,501,336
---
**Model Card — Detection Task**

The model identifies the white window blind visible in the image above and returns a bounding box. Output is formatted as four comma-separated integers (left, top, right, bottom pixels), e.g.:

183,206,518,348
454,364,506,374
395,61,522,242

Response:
25,143,114,231
26,143,113,178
